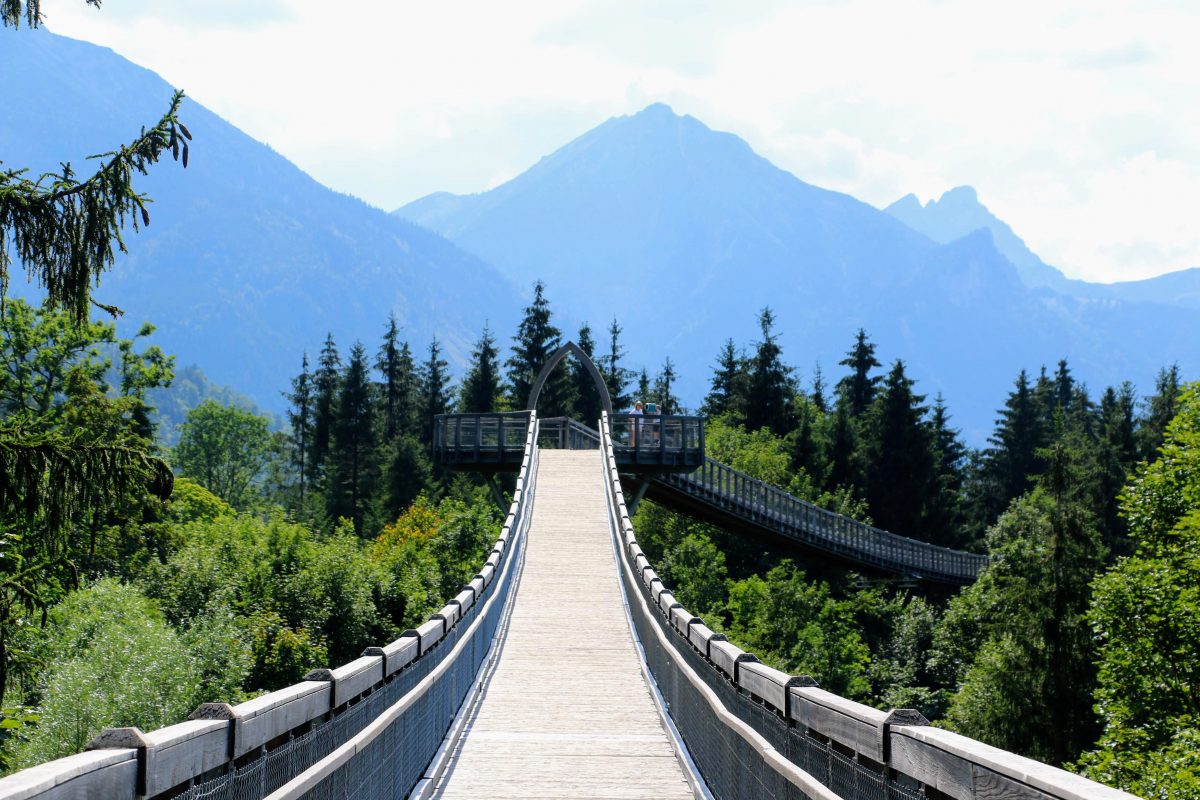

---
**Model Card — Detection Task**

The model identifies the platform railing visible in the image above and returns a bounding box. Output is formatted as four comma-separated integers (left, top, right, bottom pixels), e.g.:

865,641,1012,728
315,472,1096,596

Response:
0,417,541,800
600,411,1140,800
657,458,987,584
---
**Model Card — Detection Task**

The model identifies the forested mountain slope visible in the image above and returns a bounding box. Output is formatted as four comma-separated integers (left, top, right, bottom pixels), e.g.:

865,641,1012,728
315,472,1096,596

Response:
0,27,521,410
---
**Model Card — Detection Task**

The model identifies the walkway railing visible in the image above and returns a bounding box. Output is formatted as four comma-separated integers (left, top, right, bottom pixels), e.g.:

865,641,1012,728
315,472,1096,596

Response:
536,415,600,450
0,416,541,800
600,411,1138,800
649,459,987,584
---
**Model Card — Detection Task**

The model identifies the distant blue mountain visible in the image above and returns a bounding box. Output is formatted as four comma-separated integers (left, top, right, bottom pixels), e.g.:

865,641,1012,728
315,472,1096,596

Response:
1,27,521,410
398,105,1199,441
885,187,1200,309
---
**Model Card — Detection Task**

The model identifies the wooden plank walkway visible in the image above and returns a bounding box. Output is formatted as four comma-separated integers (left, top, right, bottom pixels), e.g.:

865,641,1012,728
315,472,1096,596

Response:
431,449,694,799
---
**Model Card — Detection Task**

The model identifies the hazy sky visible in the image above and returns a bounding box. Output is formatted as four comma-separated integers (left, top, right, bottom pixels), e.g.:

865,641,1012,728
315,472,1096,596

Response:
44,0,1200,283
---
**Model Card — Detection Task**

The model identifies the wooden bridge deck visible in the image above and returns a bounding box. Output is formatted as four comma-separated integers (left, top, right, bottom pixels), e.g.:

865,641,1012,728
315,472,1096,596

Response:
431,449,694,799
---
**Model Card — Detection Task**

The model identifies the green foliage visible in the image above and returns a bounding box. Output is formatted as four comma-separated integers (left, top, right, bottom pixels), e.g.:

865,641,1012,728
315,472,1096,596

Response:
460,325,504,414
325,343,377,534
167,477,233,523
940,483,1104,764
173,400,273,509
745,308,795,435
0,90,188,322
5,580,248,769
725,562,870,699
1080,383,1200,796
658,534,727,616
507,280,572,415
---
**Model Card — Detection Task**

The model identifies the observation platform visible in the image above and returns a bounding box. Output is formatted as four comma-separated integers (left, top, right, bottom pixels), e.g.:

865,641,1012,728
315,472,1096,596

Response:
434,412,705,474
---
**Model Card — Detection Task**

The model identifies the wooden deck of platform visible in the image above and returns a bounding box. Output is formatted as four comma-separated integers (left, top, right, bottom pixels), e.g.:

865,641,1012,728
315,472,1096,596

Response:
431,449,694,799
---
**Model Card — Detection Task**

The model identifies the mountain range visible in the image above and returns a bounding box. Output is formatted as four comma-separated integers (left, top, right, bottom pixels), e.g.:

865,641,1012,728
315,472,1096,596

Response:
4,28,1197,443
0,27,520,409
397,106,1199,441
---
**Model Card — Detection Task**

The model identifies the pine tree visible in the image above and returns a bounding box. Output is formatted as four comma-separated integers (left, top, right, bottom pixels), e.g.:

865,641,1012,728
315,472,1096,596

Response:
927,393,967,548
810,364,828,413
571,323,603,424
418,338,453,446
1137,364,1181,460
651,357,680,414
703,338,748,422
600,317,632,412
826,392,862,493
325,343,377,535
311,334,341,473
636,368,651,404
506,281,571,414
375,314,406,441
837,329,882,418
1095,384,1137,556
746,308,794,435
460,325,503,413
983,370,1045,519
394,341,418,438
790,395,827,484
863,360,935,540
286,353,314,507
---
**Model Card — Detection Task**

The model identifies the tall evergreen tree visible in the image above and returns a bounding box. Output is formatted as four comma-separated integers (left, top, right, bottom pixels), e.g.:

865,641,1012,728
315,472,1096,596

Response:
418,338,453,446
636,368,651,404
790,395,827,484
310,333,341,473
506,281,571,414
810,364,828,413
460,325,503,413
863,360,935,540
651,357,680,414
325,343,377,535
600,318,632,412
703,338,748,422
1095,384,1137,556
375,314,406,441
746,308,794,435
837,329,882,417
1137,363,1181,459
927,393,967,548
983,370,1045,519
826,392,862,493
571,323,603,424
286,352,314,507
394,341,419,438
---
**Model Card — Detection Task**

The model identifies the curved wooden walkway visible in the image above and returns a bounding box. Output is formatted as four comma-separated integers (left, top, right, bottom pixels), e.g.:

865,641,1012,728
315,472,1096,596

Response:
431,450,694,799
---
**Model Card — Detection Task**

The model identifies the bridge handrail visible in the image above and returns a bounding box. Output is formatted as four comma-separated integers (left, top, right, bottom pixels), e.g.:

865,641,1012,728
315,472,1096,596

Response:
600,411,1139,800
0,415,541,800
601,413,838,800
664,457,988,582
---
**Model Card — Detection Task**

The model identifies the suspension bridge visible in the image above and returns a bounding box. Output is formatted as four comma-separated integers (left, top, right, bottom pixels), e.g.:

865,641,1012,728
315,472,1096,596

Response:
0,344,1135,799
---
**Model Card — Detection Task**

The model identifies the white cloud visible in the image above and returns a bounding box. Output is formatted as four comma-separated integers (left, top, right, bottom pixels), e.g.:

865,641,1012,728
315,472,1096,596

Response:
41,0,1200,282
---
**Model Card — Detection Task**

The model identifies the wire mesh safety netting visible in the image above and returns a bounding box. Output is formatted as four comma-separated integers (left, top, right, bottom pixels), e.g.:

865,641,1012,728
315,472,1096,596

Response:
621,562,924,800
178,529,523,800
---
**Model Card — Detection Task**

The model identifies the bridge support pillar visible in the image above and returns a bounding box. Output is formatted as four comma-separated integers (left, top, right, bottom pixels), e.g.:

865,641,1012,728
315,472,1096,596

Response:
626,480,650,515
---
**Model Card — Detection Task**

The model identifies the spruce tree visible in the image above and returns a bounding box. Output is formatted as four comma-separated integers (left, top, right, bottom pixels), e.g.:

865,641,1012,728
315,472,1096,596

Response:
325,343,376,535
746,308,794,435
286,353,314,507
571,323,603,424
600,318,632,412
506,281,571,414
311,334,341,473
418,338,453,446
651,357,680,414
826,392,862,493
790,395,827,484
863,360,935,540
1095,384,1137,556
460,324,503,413
375,314,405,441
703,338,748,422
837,329,881,417
636,368,651,404
927,393,967,548
1137,364,1181,459
810,364,828,413
984,369,1045,518
394,341,419,438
